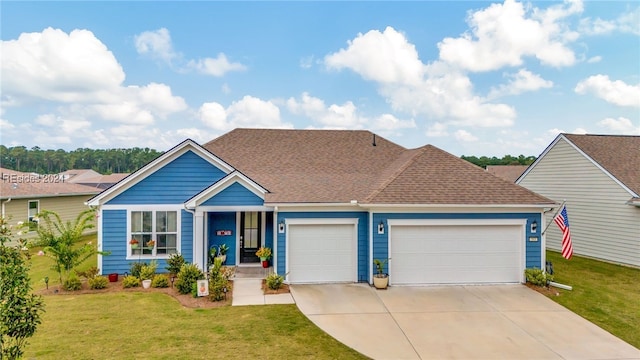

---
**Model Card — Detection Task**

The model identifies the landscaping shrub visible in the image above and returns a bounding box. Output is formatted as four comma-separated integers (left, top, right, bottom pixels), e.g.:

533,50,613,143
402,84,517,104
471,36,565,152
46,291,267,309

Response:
175,263,203,295
525,268,553,287
88,276,108,290
265,273,284,290
139,260,157,280
208,257,230,301
151,274,169,288
122,276,140,288
77,266,100,280
165,253,185,275
62,272,82,291
129,262,144,278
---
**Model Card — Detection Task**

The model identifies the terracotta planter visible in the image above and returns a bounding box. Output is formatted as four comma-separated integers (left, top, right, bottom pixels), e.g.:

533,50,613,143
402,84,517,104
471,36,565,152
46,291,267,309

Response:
108,273,118,282
373,274,389,289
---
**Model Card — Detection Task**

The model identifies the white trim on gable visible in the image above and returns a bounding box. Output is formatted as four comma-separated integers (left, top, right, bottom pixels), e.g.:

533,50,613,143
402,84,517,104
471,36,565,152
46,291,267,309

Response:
87,139,234,207
517,134,638,197
184,171,268,209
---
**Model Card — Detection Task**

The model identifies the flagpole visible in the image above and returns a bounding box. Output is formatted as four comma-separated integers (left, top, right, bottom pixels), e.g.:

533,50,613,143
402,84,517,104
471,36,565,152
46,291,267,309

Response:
542,200,566,235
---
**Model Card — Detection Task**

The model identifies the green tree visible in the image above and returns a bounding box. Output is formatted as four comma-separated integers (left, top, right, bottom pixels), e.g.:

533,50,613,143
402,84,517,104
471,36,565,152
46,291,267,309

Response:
0,217,45,360
34,209,105,284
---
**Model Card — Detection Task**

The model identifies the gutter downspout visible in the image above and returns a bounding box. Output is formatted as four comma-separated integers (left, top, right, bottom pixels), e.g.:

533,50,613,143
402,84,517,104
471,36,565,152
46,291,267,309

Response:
1,198,11,219
183,204,200,270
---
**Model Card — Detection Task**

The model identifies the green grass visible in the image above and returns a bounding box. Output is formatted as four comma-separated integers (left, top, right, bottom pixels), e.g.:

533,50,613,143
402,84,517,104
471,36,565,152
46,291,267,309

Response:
22,234,366,359
546,251,640,348
24,293,366,360
28,233,97,290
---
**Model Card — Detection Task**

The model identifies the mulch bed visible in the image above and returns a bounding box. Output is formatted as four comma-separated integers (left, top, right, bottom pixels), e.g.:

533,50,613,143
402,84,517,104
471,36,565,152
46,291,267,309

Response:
36,277,234,309
261,279,290,295
525,282,560,297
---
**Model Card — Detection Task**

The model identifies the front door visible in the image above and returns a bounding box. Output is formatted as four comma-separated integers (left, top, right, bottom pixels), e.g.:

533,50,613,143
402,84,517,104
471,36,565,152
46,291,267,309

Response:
240,212,261,263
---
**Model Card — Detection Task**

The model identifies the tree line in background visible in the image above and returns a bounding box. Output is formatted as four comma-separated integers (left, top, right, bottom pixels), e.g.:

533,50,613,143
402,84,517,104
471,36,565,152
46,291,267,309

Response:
0,144,535,174
0,145,163,174
460,154,536,168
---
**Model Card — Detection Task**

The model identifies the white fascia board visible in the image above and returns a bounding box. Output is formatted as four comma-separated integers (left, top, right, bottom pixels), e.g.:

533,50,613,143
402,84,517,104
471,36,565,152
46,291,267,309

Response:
387,219,526,226
87,139,234,207
516,133,563,184
359,204,556,213
101,204,184,211
197,205,272,212
184,171,267,209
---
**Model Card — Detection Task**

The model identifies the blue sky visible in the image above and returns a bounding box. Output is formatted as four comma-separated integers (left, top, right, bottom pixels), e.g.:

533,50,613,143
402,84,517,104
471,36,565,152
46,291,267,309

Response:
1,1,638,157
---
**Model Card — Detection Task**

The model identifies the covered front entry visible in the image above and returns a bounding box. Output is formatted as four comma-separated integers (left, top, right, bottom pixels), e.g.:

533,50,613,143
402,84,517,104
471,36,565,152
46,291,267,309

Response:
286,219,358,283
389,220,524,285
207,211,272,267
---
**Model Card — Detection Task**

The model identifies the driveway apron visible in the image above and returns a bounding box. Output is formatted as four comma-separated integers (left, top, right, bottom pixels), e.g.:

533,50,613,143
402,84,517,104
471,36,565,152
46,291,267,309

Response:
290,284,640,360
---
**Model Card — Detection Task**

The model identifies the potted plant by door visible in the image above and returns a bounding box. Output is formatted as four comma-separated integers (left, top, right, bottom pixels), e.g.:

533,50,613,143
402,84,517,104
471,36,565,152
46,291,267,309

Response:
373,259,389,289
255,247,272,268
216,244,229,264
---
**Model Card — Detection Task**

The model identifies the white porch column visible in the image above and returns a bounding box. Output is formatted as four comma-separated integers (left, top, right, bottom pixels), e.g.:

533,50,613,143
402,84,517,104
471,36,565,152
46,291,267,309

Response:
194,211,205,271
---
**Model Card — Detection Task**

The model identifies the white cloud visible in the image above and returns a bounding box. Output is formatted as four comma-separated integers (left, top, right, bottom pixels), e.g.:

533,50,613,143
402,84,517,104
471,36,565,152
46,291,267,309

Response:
426,122,448,137
438,0,581,72
134,28,178,64
221,83,231,94
0,119,15,130
132,83,188,118
324,27,516,128
598,117,640,134
1,27,125,103
286,92,415,130
299,55,314,69
575,75,640,107
586,56,602,63
187,53,247,77
454,129,478,142
325,26,424,85
199,95,292,131
579,7,640,36
488,69,553,99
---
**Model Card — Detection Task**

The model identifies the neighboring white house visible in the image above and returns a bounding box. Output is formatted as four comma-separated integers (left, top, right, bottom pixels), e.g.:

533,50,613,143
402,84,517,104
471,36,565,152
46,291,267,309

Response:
517,134,640,267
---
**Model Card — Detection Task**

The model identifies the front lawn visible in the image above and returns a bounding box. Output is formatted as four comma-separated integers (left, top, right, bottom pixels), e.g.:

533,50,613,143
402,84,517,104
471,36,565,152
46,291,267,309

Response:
24,293,366,359
22,235,367,359
546,251,640,349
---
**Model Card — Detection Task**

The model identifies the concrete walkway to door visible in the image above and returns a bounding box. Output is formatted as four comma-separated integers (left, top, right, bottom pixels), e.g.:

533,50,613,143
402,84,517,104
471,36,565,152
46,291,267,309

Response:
290,284,640,360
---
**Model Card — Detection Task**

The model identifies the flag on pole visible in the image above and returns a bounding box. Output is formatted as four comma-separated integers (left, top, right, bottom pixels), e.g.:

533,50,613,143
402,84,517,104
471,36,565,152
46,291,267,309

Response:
553,205,573,259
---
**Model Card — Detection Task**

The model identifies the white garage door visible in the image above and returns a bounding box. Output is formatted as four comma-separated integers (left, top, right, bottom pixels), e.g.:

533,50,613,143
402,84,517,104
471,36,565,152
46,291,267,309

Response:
287,220,357,283
390,221,523,285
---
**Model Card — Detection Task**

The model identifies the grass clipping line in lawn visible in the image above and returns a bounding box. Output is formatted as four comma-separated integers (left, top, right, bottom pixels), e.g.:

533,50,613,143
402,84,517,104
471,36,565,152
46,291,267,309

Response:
545,251,640,349
24,293,367,360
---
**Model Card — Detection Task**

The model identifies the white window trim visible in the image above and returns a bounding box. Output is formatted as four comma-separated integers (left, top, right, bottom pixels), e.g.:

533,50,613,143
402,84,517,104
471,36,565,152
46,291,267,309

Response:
126,206,182,260
27,200,39,232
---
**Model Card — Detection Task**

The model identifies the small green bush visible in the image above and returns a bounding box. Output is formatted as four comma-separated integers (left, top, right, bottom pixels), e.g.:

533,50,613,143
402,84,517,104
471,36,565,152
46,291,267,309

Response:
175,263,203,295
525,268,553,287
122,275,140,288
130,262,144,278
88,276,108,290
62,272,82,291
265,273,285,290
166,253,185,275
151,274,169,288
139,260,158,280
208,257,230,301
77,266,100,280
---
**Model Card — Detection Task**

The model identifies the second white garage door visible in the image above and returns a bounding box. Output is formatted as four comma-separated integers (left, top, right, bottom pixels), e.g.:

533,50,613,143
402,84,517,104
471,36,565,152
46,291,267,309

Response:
389,220,524,285
287,219,357,283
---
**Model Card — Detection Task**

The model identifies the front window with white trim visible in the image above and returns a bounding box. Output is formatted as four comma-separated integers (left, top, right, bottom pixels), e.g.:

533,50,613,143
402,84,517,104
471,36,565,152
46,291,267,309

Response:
130,210,178,257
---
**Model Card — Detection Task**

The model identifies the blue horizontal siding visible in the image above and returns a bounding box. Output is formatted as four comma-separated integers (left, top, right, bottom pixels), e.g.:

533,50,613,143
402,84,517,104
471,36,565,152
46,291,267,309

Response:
277,212,369,282
202,182,263,206
108,150,226,205
208,212,236,265
372,213,542,275
101,209,194,274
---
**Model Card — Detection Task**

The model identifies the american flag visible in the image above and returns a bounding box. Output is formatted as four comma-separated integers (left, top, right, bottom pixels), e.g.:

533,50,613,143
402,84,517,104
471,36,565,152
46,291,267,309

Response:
553,205,573,259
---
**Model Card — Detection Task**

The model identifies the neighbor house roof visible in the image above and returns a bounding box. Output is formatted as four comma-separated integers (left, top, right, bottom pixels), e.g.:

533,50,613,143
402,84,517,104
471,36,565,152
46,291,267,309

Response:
563,134,640,195
1,168,100,199
486,165,529,183
204,129,553,206
61,169,129,189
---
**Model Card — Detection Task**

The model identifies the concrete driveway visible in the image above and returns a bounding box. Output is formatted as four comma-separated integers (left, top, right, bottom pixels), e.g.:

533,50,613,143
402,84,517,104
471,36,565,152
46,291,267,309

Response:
290,284,640,360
